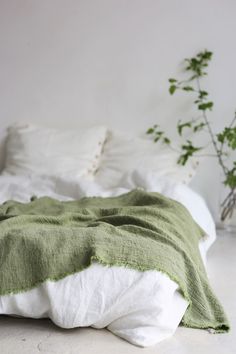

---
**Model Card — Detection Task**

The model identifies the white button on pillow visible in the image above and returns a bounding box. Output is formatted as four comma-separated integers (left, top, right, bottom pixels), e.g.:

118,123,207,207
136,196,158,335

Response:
4,123,108,178
95,131,199,188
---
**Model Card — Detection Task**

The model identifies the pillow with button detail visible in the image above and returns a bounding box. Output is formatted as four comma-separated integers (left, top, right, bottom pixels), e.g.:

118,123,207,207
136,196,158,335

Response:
95,130,199,188
3,123,108,179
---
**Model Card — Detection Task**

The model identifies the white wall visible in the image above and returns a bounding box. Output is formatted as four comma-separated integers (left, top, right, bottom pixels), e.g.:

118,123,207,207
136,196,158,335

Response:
0,0,236,219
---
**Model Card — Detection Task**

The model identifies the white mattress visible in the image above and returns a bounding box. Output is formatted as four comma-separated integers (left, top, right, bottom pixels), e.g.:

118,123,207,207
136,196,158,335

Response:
0,173,216,347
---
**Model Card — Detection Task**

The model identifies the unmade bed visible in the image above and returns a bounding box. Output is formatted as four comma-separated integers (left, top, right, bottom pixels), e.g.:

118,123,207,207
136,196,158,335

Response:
0,123,230,347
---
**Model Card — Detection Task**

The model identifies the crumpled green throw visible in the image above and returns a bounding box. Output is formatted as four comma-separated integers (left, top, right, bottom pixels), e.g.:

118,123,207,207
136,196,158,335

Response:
0,189,229,333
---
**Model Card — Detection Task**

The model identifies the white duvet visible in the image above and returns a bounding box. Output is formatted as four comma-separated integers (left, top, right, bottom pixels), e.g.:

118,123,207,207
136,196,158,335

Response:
0,171,216,347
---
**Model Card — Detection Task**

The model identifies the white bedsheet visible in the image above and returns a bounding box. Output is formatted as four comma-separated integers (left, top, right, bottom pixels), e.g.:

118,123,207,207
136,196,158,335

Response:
0,173,216,347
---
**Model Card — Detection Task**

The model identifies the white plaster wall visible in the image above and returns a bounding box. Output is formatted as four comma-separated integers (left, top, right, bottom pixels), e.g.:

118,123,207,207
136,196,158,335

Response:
0,0,236,219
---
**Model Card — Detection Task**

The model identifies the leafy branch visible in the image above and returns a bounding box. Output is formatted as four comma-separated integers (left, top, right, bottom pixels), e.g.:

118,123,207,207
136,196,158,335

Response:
147,50,236,222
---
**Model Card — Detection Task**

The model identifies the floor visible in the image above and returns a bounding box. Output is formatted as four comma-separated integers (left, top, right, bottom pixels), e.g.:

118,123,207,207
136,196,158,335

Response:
0,232,235,354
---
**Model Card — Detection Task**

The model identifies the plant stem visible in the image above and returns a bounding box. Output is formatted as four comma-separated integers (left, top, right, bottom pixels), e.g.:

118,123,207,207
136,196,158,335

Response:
196,77,228,177
195,76,235,223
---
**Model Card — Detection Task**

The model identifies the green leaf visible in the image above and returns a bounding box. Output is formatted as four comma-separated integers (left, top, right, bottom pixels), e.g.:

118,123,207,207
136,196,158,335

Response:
178,154,189,166
224,167,236,188
169,85,177,95
198,50,213,61
217,127,236,149
163,137,170,144
146,128,154,134
177,140,202,165
199,90,208,98
217,133,225,143
169,78,177,83
198,101,213,111
193,122,206,132
184,50,213,79
183,86,194,91
155,131,163,137
177,121,192,136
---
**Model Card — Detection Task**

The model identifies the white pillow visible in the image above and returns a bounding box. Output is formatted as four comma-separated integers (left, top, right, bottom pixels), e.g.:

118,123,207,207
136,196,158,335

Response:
4,123,108,178
95,131,199,188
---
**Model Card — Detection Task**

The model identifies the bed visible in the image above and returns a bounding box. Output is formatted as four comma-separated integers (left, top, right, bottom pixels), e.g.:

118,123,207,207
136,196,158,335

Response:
0,123,229,347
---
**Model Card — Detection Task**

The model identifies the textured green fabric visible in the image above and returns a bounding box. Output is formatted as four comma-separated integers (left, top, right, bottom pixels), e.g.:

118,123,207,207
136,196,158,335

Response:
0,189,229,332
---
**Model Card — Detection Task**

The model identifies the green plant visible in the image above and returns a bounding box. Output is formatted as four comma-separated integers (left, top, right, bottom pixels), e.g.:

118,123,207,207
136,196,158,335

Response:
147,50,236,221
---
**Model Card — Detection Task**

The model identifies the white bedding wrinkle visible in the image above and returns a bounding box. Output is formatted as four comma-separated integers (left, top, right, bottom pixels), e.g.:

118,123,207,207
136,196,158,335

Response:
0,173,215,347
0,264,188,347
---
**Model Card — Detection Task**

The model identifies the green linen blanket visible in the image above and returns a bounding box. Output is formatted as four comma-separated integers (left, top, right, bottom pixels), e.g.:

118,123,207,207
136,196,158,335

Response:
0,189,229,333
